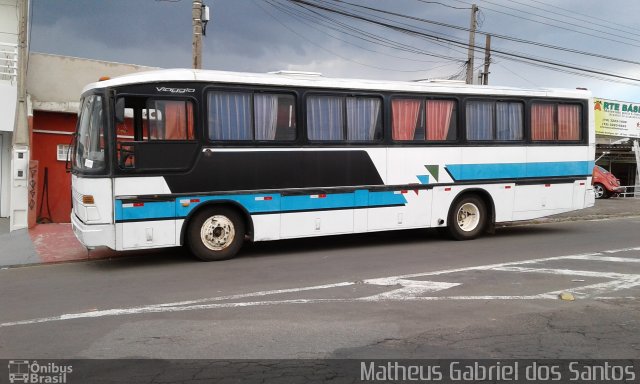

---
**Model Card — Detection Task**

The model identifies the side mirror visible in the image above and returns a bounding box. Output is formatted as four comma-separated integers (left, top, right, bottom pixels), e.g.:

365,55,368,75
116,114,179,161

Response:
115,98,125,124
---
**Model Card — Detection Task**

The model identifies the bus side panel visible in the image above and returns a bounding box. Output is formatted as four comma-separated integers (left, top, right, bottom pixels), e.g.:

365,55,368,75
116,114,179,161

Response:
113,176,172,196
513,145,592,217
252,214,281,241
280,210,354,239
383,147,460,230
116,220,177,250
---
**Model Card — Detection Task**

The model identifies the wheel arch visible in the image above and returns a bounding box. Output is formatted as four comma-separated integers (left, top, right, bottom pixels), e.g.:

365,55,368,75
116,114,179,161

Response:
450,188,496,227
179,200,255,246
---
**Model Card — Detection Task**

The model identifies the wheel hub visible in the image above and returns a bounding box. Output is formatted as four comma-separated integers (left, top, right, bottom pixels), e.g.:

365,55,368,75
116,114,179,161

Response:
457,202,480,232
201,215,235,251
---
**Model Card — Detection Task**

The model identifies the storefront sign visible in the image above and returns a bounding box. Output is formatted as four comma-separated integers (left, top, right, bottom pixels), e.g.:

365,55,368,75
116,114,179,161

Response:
594,98,640,138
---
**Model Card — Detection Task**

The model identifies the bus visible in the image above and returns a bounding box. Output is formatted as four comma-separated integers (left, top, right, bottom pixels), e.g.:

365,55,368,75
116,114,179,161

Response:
70,69,595,261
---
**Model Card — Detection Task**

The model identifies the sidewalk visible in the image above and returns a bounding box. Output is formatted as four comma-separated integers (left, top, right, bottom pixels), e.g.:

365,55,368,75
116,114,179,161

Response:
2,198,640,268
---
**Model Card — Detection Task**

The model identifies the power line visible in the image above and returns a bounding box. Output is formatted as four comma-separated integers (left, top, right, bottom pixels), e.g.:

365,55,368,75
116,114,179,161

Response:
285,0,640,83
301,0,471,57
414,0,471,10
526,0,640,35
257,1,441,73
270,0,464,63
476,0,640,44
350,0,640,66
452,0,640,49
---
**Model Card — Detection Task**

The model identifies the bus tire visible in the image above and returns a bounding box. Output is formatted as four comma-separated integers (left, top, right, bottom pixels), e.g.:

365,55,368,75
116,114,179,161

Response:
447,195,487,241
187,207,245,261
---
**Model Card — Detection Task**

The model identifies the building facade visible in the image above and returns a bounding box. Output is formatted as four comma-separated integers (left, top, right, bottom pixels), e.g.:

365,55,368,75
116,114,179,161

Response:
0,0,19,220
26,53,155,223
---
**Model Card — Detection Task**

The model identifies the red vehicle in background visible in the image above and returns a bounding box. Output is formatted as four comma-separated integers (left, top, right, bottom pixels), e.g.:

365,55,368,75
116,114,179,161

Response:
592,165,624,199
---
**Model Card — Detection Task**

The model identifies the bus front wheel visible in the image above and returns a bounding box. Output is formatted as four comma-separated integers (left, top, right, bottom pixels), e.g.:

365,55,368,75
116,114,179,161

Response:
447,195,487,240
187,207,245,261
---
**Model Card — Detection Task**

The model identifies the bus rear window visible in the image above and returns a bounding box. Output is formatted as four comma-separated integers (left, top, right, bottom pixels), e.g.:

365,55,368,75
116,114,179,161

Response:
531,102,581,141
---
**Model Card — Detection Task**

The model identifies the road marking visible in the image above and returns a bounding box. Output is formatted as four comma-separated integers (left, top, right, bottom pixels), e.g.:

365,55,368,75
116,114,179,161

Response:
2,246,640,328
490,266,628,279
361,278,460,301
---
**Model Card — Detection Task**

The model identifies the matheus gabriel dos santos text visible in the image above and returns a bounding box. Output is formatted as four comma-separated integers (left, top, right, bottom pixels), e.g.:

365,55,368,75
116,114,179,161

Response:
360,361,637,382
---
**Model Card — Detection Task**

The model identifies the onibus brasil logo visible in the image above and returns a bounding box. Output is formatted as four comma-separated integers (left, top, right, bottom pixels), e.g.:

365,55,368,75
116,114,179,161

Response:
8,360,72,384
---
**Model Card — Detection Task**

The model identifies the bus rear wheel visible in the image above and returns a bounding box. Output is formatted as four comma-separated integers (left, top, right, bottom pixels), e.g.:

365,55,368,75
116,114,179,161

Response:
187,207,245,261
447,195,487,240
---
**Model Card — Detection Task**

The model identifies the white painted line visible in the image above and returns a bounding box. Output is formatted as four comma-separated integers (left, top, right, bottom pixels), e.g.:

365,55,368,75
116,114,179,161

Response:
562,255,640,263
603,246,640,254
361,278,460,301
547,277,640,298
490,266,629,279
3,246,640,328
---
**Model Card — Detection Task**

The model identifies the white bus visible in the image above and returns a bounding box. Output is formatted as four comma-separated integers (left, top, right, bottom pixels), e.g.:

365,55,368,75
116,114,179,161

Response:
70,69,595,261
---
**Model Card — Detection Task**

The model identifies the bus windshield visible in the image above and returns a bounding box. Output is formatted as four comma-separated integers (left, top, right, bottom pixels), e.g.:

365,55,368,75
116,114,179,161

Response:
74,95,105,172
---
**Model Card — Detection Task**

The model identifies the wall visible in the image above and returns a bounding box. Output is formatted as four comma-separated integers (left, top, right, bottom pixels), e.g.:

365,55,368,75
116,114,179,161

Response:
0,0,18,44
26,53,158,223
0,131,11,217
31,111,75,223
27,53,157,106
0,0,18,220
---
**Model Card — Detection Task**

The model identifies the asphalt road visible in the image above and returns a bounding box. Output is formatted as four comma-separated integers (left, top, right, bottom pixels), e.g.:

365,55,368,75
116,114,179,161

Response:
1,217,640,360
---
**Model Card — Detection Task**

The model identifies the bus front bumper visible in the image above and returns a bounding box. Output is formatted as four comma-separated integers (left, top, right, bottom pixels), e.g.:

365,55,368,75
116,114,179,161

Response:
71,213,116,250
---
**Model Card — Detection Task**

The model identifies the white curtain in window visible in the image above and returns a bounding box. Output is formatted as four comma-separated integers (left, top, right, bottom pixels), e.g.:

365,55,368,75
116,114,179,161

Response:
208,92,252,140
466,101,493,140
346,97,380,141
307,96,344,140
254,94,279,140
496,102,523,140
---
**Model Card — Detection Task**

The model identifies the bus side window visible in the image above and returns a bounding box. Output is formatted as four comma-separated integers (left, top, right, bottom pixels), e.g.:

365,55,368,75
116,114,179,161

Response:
116,106,136,168
145,100,195,141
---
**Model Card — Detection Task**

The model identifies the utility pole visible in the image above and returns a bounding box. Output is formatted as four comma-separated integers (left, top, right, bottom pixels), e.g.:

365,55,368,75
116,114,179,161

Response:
481,34,491,85
465,4,478,84
10,0,30,231
192,0,203,69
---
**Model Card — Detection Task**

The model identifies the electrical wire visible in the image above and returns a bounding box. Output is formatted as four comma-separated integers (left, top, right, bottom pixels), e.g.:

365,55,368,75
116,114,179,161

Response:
414,0,471,10
285,0,640,83
452,0,640,49
268,0,464,63
476,0,640,44
330,0,640,66
515,0,640,36
257,2,441,73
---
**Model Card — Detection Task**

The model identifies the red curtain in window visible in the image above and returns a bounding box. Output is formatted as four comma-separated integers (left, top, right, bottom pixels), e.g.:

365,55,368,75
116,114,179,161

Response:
531,104,555,140
392,99,421,140
558,104,580,140
164,101,194,140
425,100,453,141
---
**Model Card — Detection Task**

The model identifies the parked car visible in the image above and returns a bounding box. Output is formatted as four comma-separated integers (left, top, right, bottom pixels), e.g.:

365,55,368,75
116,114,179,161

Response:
592,165,624,199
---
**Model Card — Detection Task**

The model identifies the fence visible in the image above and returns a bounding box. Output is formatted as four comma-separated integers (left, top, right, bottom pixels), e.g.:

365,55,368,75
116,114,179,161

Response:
613,185,638,198
0,42,18,82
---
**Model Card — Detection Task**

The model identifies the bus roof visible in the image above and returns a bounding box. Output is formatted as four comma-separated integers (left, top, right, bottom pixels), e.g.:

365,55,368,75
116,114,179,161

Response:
82,68,592,99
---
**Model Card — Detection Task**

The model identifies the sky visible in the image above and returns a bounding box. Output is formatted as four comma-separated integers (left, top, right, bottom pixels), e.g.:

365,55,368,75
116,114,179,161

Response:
28,0,640,103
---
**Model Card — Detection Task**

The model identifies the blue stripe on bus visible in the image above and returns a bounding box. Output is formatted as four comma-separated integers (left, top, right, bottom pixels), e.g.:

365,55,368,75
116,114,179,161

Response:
445,161,594,181
115,200,176,221
114,160,594,222
115,190,408,222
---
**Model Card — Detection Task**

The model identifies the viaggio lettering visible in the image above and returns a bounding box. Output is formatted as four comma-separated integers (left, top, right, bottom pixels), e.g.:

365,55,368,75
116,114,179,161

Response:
156,87,195,94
